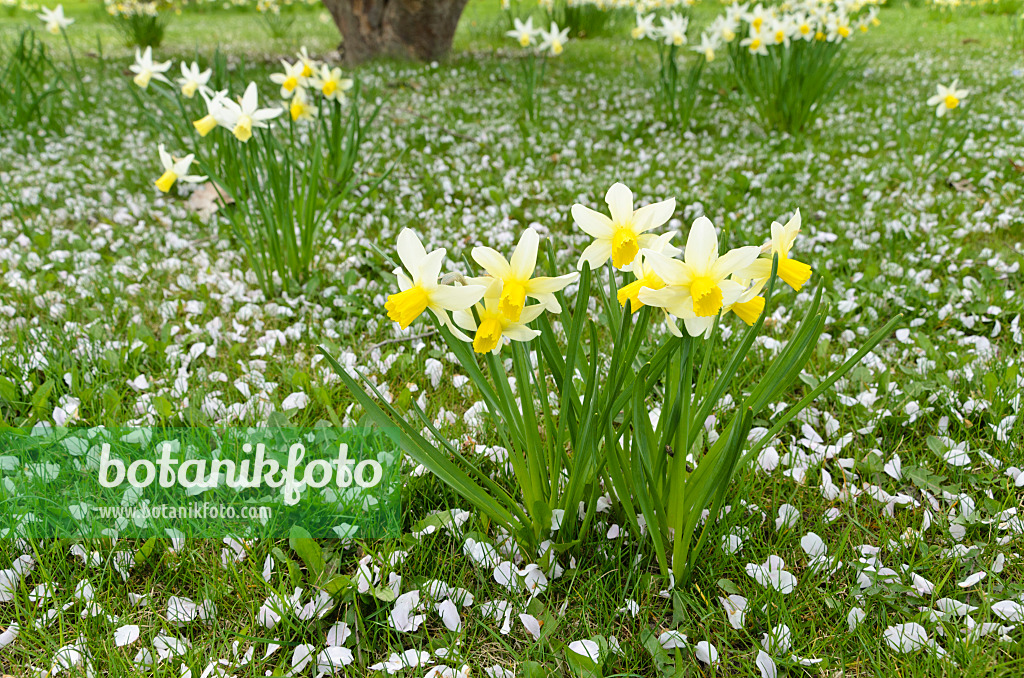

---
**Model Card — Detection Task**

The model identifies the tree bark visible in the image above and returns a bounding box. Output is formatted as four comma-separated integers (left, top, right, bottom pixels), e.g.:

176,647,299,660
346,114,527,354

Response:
322,0,470,66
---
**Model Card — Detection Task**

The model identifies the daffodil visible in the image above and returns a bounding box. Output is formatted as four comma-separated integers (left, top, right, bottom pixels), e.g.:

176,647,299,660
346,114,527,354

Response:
632,13,657,40
453,279,545,354
740,27,769,56
270,59,306,99
722,274,767,326
129,47,172,89
471,227,578,322
693,33,719,61
538,22,569,56
177,61,212,99
193,89,227,137
310,64,354,103
38,4,73,34
617,232,680,313
506,17,538,47
295,47,318,78
384,229,487,333
215,82,284,142
638,216,761,337
739,210,813,292
288,88,318,122
657,13,689,46
572,182,675,271
927,80,968,117
153,144,206,193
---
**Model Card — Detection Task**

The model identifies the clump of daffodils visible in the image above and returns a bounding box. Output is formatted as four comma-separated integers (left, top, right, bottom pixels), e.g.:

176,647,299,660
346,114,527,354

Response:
105,0,174,49
384,182,813,346
630,9,706,126
714,0,883,132
504,19,570,122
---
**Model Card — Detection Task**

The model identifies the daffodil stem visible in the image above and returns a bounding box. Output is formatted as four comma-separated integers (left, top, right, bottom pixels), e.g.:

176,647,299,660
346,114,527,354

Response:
60,28,83,97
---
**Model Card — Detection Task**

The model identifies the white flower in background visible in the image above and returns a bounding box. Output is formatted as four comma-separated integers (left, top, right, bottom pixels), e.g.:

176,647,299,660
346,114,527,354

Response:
38,4,73,34
538,22,570,56
658,13,689,46
927,80,968,117
693,33,720,61
572,182,675,271
215,82,284,142
289,87,318,121
471,227,578,322
632,13,657,40
639,216,761,337
130,47,172,89
153,144,206,193
270,59,308,99
295,46,319,77
741,26,769,56
177,61,212,99
310,64,354,103
507,17,539,47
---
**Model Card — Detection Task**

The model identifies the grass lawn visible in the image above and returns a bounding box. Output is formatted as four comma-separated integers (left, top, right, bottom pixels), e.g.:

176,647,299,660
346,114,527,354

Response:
1,0,1023,676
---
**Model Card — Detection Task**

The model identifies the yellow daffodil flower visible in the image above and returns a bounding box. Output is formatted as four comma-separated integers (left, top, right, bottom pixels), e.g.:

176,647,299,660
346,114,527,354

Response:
739,210,813,292
453,279,546,354
638,216,761,337
153,144,206,193
471,228,578,322
572,182,676,271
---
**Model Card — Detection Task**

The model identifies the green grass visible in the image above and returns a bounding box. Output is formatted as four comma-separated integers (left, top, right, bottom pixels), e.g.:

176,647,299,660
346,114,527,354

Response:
1,1,1023,676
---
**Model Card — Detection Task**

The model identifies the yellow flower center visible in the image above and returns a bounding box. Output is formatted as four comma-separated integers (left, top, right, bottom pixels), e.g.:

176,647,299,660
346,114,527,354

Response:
705,48,715,62
611,227,640,269
301,63,313,77
155,170,177,193
731,296,765,325
838,25,851,37
283,76,299,92
233,114,253,142
552,40,563,55
385,286,430,329
815,31,826,40
617,273,663,313
777,257,813,291
690,276,724,317
631,27,643,39
499,281,527,322
672,34,684,46
133,71,152,88
194,114,217,137
47,23,61,35
775,30,785,43
473,315,504,353
800,24,810,34
290,100,309,121
944,94,959,110
724,29,736,41
519,33,531,47
181,81,198,98
749,38,762,51
753,17,763,30
323,79,338,97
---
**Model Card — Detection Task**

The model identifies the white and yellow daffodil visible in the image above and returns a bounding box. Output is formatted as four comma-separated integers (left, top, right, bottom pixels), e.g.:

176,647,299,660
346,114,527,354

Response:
506,17,539,47
617,231,680,313
471,227,579,322
288,88,318,122
193,89,228,137
453,279,546,354
572,182,675,271
153,144,206,193
538,22,570,56
926,80,968,117
723,275,767,326
295,46,318,78
657,13,689,46
215,82,284,142
129,47,172,89
385,229,487,333
270,59,307,99
177,61,212,99
739,210,813,292
37,5,73,34
638,216,761,337
310,64,354,103
632,13,657,40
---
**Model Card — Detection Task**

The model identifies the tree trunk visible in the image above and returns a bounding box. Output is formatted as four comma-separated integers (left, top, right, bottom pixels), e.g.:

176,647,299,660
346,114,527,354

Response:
322,0,470,66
